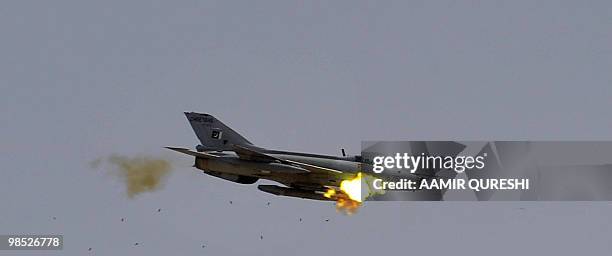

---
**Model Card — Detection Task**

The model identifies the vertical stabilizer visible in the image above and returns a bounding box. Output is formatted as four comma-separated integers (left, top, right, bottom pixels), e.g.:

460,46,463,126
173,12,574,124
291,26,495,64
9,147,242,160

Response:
184,112,252,151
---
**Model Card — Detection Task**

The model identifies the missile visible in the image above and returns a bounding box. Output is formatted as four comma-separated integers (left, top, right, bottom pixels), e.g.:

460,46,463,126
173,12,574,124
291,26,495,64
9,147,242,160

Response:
257,185,335,201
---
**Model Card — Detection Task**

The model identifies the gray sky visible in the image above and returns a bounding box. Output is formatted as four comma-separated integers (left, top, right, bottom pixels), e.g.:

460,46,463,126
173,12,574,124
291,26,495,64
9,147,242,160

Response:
1,0,612,255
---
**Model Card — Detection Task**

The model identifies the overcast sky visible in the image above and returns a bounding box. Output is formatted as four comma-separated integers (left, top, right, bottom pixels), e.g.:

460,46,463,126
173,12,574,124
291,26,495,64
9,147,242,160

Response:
2,1,612,255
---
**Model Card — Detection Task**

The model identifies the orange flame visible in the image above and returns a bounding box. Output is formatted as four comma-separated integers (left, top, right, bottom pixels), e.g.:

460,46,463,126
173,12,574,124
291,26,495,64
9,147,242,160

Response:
335,197,361,215
323,172,382,215
323,188,361,215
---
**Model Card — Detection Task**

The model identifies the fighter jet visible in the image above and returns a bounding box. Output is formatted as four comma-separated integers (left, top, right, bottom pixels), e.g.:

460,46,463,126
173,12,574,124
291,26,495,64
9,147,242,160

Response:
165,112,377,201
168,115,612,202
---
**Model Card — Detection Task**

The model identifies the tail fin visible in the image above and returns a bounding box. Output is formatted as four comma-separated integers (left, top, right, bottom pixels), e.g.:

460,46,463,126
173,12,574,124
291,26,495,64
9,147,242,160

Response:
184,112,252,151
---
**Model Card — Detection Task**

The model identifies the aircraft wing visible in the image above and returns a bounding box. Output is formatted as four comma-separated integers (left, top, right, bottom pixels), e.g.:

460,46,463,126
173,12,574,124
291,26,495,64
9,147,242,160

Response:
283,159,343,174
232,145,343,175
165,147,219,159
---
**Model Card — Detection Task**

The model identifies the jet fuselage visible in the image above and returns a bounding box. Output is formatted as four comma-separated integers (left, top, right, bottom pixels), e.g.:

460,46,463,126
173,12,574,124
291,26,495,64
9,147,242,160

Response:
194,150,362,190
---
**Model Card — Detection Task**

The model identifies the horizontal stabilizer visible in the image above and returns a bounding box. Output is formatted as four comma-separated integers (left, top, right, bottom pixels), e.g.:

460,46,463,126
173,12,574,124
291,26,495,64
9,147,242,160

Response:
165,147,219,159
233,145,279,162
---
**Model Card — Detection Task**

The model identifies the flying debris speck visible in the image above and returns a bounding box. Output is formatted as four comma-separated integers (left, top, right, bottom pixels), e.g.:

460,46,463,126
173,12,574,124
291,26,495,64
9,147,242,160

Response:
121,218,124,222
325,219,329,222
88,248,92,251
158,208,161,212
134,242,139,246
52,217,56,220
260,235,263,240
299,218,302,222
229,201,233,204
267,202,270,206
